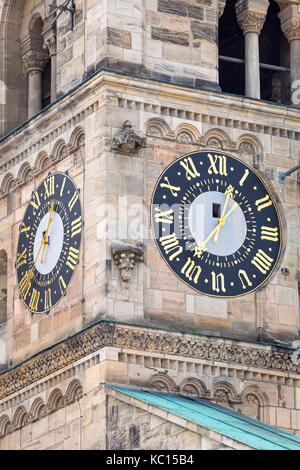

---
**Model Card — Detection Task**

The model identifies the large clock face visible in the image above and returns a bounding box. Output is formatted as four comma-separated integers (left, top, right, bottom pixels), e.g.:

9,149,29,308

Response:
151,150,282,298
16,172,82,314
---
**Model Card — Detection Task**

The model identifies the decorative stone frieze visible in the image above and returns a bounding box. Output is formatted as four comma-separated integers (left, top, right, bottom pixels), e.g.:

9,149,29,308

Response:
112,241,144,283
110,121,147,153
0,321,298,403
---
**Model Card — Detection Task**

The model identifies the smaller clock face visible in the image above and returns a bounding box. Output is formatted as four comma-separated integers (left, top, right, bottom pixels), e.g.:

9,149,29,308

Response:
151,150,282,298
16,172,82,314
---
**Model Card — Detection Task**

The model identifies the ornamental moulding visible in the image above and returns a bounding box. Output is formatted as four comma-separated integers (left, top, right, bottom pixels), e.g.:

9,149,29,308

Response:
0,322,298,402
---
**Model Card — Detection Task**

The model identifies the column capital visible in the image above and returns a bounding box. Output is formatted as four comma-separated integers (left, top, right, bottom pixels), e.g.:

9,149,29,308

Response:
278,4,300,42
22,50,49,74
42,18,57,57
236,0,269,35
43,36,57,57
281,19,300,41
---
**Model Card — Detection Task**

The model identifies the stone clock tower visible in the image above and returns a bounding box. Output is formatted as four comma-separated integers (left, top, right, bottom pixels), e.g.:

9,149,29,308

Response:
0,0,299,450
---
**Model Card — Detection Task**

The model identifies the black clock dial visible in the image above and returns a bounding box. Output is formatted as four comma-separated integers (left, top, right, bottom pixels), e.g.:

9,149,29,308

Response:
151,150,282,298
16,172,82,314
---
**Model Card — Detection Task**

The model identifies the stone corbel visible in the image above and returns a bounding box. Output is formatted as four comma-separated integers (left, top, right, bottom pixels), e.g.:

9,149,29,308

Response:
112,240,144,283
111,121,147,153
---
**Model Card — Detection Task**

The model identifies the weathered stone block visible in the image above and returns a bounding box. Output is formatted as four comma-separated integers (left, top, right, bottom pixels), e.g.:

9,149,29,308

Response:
107,27,132,49
151,27,190,47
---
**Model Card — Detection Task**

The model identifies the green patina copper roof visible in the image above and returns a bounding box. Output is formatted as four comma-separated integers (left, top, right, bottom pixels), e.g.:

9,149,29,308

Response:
107,384,300,450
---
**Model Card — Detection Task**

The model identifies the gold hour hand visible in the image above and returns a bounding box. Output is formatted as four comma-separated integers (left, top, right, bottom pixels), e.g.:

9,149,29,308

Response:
213,185,234,243
40,202,54,264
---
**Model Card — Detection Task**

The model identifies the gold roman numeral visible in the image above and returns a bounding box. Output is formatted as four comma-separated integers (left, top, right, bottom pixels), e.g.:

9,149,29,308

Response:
30,191,41,212
255,195,272,212
44,288,52,310
159,232,183,261
260,226,279,242
68,191,79,211
58,275,66,295
211,272,226,293
20,222,31,239
44,176,55,199
66,246,80,270
154,208,174,225
29,288,40,312
208,154,228,176
160,177,180,197
71,216,82,238
19,272,31,300
17,248,27,269
238,269,253,290
239,169,249,186
181,257,201,284
251,249,274,274
60,177,66,197
180,157,200,180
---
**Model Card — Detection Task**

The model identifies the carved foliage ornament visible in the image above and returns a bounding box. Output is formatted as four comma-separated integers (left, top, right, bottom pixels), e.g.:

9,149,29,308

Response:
0,323,297,402
22,50,49,74
281,19,300,42
237,11,266,35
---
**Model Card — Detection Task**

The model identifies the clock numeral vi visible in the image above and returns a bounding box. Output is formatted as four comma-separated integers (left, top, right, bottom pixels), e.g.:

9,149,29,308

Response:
44,288,52,310
211,272,226,293
181,257,201,284
208,154,227,176
238,269,253,290
159,233,183,261
58,275,66,295
251,249,273,274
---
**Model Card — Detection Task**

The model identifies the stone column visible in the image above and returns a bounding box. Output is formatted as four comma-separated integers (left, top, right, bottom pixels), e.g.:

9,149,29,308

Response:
279,6,300,106
236,0,269,99
42,21,57,103
22,51,49,118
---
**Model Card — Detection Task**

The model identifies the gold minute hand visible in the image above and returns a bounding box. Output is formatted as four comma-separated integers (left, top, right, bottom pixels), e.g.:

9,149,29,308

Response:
223,201,239,222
